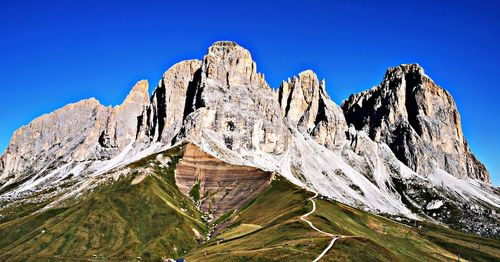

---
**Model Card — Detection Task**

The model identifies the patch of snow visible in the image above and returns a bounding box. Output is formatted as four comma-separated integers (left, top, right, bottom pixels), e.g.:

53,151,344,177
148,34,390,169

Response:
426,200,444,210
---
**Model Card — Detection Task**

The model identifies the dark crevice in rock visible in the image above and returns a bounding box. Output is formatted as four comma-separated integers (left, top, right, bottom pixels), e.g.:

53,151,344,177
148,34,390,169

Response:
155,80,167,142
389,123,417,171
342,99,364,131
315,97,328,126
283,85,295,118
227,121,235,131
182,68,203,120
194,84,205,110
369,104,390,139
404,73,423,136
224,136,233,150
277,85,284,108
135,114,143,139
146,106,155,139
98,131,107,148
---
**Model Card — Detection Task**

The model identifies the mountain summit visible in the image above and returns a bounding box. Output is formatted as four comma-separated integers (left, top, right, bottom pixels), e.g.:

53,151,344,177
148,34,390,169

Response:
342,64,488,182
0,42,499,248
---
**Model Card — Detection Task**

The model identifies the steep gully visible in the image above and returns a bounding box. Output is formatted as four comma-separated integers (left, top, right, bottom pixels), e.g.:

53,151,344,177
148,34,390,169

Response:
300,192,341,261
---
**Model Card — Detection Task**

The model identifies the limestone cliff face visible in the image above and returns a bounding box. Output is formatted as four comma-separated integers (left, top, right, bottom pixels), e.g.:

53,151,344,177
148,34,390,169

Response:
342,64,489,182
278,70,347,149
1,44,489,185
0,80,151,186
0,98,111,183
178,41,289,154
0,44,489,187
138,60,202,144
100,80,150,151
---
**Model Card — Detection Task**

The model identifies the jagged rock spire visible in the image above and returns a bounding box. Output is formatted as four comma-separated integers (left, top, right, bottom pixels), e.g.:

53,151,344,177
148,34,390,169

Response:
137,60,202,144
0,44,490,194
278,70,347,149
177,41,288,153
100,80,149,150
204,41,262,87
0,43,496,240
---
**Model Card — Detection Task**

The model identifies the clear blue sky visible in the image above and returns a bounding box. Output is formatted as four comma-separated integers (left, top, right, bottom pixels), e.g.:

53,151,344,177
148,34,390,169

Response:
1,0,499,184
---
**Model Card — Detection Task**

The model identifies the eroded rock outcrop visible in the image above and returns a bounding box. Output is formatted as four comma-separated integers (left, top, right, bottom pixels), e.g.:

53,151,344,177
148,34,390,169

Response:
175,143,273,218
0,98,111,184
278,70,347,149
138,60,202,144
178,41,289,153
0,80,150,189
100,80,149,151
342,64,489,182
0,41,496,239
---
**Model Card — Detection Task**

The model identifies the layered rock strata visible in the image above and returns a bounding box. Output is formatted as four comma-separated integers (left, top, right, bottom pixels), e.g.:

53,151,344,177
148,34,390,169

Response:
175,143,273,218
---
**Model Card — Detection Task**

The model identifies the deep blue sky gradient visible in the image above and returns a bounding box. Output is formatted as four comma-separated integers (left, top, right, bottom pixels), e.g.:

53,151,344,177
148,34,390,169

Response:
1,0,499,184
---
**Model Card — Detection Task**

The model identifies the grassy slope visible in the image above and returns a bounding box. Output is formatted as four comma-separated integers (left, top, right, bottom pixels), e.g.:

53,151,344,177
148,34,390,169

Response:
186,178,402,261
311,197,500,261
1,145,499,261
186,178,500,262
186,178,334,261
0,146,207,261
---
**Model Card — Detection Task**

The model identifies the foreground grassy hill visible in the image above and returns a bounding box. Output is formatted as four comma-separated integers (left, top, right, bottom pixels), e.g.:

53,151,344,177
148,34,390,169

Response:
186,178,500,262
0,146,207,261
0,144,499,261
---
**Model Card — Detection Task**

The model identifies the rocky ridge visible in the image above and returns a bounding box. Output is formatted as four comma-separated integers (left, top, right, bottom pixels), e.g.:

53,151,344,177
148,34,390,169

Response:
0,41,498,238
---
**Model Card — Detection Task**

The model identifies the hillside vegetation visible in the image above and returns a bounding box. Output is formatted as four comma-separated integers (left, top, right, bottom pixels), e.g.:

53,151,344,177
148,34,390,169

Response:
0,145,498,261
186,177,500,261
0,146,207,261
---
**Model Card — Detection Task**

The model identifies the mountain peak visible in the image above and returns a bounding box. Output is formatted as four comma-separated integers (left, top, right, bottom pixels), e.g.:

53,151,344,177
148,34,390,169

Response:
386,63,424,75
121,80,149,107
1,43,497,245
203,41,259,87
342,63,489,182
209,40,241,48
298,69,317,77
206,40,249,60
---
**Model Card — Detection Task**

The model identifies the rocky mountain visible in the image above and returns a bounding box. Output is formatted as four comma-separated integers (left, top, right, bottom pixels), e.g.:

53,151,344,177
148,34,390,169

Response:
342,64,489,182
0,41,499,243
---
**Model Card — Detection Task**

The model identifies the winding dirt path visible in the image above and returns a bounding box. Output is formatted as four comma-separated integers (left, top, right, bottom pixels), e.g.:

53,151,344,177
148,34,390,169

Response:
300,192,340,262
